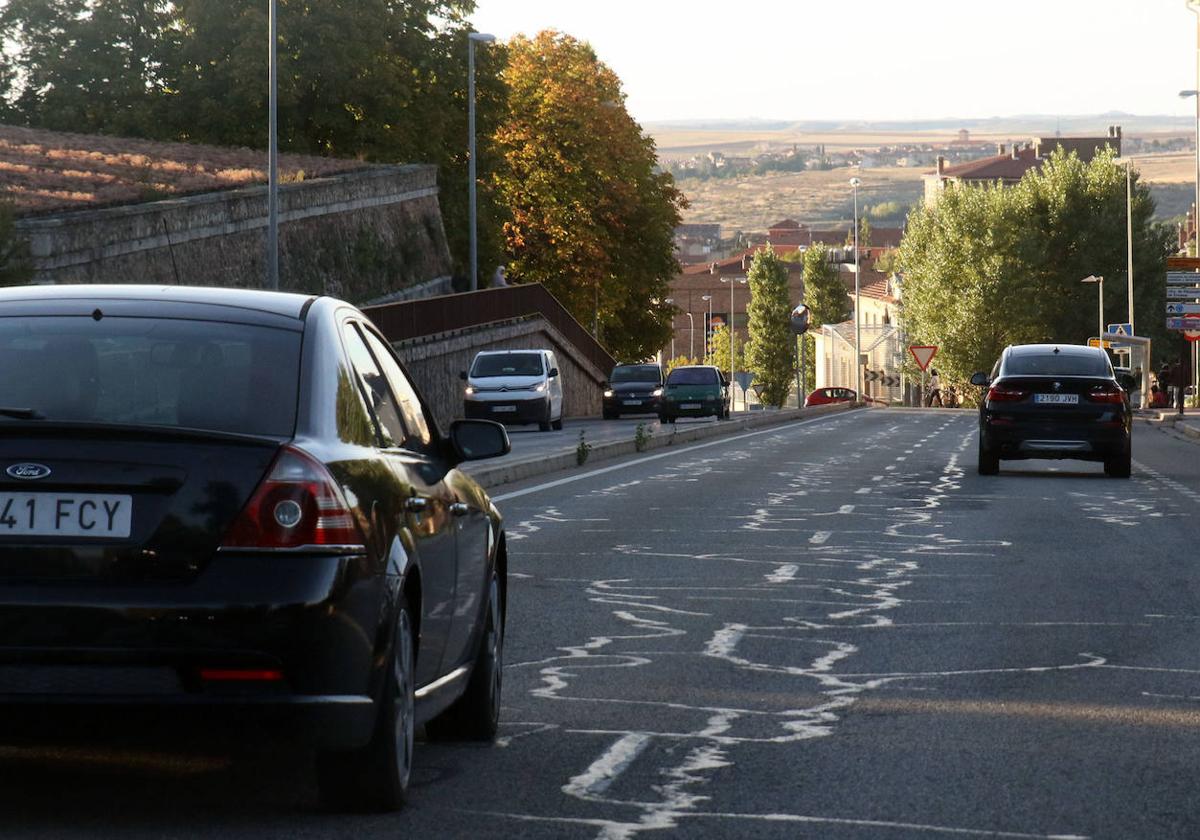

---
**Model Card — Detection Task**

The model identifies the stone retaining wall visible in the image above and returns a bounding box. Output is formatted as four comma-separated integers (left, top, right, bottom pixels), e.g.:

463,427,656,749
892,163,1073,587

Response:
14,165,451,302
394,317,608,432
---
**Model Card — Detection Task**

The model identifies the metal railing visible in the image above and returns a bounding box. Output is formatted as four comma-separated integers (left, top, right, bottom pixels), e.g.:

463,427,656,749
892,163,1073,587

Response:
363,283,616,376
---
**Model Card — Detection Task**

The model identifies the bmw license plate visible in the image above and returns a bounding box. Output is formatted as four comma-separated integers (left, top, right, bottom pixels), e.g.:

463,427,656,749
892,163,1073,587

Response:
623,400,642,406
491,405,517,413
0,493,132,538
1034,394,1078,405
680,403,701,410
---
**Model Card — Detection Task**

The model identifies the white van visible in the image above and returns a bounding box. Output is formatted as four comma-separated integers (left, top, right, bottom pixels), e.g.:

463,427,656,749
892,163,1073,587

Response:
461,349,564,432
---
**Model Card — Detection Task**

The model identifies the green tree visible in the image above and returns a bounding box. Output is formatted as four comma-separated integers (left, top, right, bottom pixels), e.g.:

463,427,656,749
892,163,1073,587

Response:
899,147,1175,384
705,323,743,378
0,0,179,138
859,216,872,249
801,243,848,328
745,247,794,407
0,203,34,287
0,0,509,288
493,31,685,362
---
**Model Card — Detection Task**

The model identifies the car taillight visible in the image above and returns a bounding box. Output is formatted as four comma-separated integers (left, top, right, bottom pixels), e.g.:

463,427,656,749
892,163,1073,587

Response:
986,385,1028,403
1085,385,1125,404
221,446,365,549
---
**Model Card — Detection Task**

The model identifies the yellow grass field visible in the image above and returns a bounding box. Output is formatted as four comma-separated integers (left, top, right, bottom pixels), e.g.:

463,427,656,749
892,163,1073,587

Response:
1129,153,1195,184
677,165,927,233
651,127,1012,160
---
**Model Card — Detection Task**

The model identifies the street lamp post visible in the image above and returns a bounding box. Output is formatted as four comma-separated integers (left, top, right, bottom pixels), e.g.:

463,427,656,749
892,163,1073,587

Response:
1123,158,1135,333
720,277,747,409
701,294,713,360
685,312,695,360
468,32,496,292
1082,275,1104,341
266,0,278,290
850,177,862,398
665,298,676,361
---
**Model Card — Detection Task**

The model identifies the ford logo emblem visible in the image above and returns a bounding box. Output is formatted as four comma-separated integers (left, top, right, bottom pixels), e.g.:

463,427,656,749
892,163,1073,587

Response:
6,463,51,480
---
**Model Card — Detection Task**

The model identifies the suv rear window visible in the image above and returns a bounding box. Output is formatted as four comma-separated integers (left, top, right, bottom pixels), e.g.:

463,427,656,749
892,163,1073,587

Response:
667,367,718,385
1005,352,1111,377
471,352,543,377
0,316,301,436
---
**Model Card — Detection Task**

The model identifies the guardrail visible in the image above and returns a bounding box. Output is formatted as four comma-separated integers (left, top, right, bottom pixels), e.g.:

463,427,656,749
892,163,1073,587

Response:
363,284,617,377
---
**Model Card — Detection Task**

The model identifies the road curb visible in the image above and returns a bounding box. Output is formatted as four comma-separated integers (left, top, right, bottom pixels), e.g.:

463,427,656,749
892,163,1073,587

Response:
464,402,860,490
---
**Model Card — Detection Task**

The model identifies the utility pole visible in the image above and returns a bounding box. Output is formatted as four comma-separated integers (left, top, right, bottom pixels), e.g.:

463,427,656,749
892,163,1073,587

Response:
266,0,279,290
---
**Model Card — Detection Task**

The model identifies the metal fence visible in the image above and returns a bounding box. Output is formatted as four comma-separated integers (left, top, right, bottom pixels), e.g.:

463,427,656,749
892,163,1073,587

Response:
819,323,905,403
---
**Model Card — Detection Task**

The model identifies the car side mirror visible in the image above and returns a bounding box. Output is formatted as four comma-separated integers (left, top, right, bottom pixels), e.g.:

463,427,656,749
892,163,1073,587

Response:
448,420,511,463
459,371,468,381
969,372,989,387
549,367,559,378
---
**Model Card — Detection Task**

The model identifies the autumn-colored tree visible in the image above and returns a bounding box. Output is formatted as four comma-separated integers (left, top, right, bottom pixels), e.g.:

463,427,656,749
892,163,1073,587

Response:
493,31,685,362
745,247,794,407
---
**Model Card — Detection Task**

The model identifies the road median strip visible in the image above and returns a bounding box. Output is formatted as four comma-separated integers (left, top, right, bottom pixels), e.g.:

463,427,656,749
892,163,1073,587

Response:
464,402,859,490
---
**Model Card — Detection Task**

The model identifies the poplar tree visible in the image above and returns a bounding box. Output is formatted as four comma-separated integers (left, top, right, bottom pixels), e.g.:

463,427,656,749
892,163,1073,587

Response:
746,247,794,407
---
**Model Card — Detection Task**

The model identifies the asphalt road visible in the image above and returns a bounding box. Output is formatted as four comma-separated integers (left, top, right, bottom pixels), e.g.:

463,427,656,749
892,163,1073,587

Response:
6,410,1200,839
498,411,730,463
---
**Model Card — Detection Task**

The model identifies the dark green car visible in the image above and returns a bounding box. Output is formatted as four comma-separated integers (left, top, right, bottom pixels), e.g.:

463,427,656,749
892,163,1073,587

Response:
659,365,731,423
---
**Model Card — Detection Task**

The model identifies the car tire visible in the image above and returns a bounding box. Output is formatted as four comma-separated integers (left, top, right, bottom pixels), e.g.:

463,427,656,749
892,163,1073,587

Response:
1105,446,1132,478
977,440,1000,475
602,409,617,420
426,569,504,741
659,414,675,425
316,595,416,812
551,414,563,431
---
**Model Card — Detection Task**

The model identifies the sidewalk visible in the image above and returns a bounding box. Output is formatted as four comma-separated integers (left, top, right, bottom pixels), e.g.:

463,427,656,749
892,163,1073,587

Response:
1137,409,1200,441
463,401,860,490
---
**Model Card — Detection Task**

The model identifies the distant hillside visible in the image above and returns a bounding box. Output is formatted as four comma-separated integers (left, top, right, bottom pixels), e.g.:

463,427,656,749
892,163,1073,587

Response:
645,113,1195,136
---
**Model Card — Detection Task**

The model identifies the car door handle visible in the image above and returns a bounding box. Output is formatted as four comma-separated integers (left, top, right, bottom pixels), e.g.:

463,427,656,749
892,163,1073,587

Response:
450,502,471,517
404,497,428,513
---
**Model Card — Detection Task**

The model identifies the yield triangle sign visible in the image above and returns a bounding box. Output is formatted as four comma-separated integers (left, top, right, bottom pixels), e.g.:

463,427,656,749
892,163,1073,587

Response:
909,345,938,371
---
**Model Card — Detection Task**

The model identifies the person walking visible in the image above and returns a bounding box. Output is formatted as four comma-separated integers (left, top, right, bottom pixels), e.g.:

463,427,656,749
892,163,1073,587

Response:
927,369,943,407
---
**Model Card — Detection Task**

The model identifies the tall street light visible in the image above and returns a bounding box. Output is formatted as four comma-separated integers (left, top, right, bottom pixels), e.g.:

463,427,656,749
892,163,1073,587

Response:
701,294,713,359
1082,275,1104,341
664,298,676,361
850,177,862,397
266,0,279,290
720,277,747,407
1121,158,1135,333
1183,89,1200,256
468,32,496,292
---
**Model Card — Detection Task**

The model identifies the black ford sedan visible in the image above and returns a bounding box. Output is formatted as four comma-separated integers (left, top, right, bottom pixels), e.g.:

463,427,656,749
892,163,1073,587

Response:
0,285,511,810
971,343,1132,477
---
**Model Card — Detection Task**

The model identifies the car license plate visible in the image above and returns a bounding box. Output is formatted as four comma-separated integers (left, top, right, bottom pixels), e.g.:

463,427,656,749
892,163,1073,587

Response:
492,405,517,413
0,493,132,538
623,400,642,406
680,403,701,410
1034,394,1079,405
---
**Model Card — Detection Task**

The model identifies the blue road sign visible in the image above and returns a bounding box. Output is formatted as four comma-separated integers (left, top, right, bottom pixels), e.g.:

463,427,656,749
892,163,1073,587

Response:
1105,323,1132,337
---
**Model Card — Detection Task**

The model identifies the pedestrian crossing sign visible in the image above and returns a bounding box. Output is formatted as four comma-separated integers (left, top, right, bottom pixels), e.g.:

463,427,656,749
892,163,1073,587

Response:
1105,323,1133,337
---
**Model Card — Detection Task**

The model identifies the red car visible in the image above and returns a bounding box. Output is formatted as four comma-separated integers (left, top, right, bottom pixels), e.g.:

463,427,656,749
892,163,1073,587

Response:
805,387,858,407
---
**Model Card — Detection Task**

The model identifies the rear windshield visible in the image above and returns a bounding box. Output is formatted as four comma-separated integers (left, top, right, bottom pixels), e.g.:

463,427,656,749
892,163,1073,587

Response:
667,367,718,386
611,365,661,384
1005,352,1112,377
0,316,301,436
471,352,543,377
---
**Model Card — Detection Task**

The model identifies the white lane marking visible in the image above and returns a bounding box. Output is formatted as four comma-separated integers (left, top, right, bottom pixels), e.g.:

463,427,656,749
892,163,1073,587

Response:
476,809,1088,839
854,487,872,495
872,475,884,481
563,732,652,797
493,412,862,502
765,564,799,583
838,504,855,514
809,531,832,545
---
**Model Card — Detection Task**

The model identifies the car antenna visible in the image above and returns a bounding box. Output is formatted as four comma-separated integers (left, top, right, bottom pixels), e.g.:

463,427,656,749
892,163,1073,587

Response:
1053,347,1060,354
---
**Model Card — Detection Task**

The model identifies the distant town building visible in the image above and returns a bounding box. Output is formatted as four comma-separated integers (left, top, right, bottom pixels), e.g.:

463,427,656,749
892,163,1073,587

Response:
674,223,723,264
924,126,1123,205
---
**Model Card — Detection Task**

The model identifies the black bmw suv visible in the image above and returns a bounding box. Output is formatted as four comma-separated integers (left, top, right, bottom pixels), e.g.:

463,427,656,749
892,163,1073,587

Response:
0,285,512,810
971,344,1132,477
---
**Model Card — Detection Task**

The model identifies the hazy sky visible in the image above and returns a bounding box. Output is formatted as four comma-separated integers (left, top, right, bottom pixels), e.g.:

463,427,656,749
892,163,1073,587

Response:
469,1,1200,124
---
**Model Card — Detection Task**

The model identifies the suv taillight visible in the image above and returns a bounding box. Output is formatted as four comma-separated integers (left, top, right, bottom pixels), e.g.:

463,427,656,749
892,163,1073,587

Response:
986,385,1028,403
1086,385,1125,404
222,446,365,549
